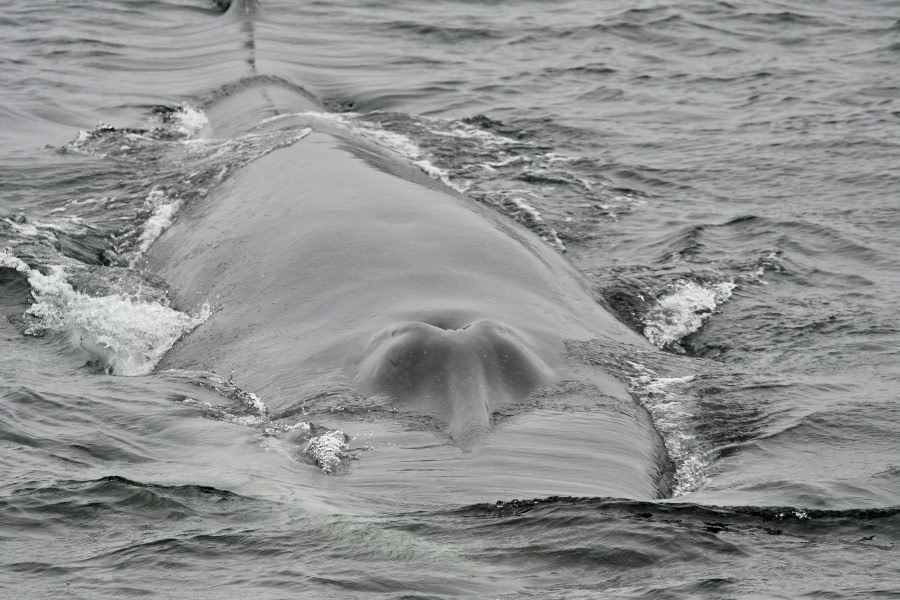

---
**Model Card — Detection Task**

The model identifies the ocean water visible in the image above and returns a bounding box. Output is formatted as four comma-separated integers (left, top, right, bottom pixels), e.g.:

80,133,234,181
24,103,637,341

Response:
1,0,898,598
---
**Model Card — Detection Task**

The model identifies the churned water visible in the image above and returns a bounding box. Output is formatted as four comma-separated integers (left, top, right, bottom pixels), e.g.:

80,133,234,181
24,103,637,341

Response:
1,1,898,597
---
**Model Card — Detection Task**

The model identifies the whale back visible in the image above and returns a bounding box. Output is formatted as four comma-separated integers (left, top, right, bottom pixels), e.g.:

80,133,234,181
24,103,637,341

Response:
148,129,644,407
143,113,671,496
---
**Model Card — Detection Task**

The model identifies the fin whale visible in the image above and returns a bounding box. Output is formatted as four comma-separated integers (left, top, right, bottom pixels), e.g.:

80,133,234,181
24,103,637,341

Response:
144,1,672,498
144,89,672,497
147,114,640,435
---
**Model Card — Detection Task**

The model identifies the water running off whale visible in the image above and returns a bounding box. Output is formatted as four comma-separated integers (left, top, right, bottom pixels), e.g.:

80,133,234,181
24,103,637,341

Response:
141,0,673,500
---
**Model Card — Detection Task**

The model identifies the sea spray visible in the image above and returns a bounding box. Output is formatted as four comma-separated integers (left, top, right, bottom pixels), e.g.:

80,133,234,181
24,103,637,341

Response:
2,250,209,375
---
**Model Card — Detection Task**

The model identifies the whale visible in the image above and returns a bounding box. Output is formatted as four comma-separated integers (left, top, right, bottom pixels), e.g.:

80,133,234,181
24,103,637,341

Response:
142,1,673,501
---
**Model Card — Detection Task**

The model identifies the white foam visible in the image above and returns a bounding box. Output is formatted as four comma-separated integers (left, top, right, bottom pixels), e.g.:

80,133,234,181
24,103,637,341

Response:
3,217,41,239
170,104,209,137
412,158,466,193
177,395,269,428
625,361,707,496
340,116,466,193
741,250,783,286
0,249,28,272
510,197,566,252
544,152,580,163
1,251,209,376
131,188,182,263
430,122,523,149
359,126,423,159
511,196,543,222
303,430,350,475
203,372,269,416
69,128,94,151
353,118,520,194
4,216,108,258
485,156,527,169
643,279,736,349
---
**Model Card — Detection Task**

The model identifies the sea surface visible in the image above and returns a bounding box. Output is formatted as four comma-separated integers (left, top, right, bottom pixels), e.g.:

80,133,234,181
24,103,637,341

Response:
1,0,899,597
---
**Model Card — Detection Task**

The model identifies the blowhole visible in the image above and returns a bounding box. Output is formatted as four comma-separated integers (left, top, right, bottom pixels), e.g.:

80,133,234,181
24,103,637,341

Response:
415,313,475,331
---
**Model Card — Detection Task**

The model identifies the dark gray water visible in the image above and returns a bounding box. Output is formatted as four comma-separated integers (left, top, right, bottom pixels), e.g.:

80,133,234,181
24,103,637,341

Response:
1,0,898,597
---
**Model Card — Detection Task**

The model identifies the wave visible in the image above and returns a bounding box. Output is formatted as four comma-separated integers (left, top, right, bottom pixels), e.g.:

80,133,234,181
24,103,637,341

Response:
1,249,209,375
643,278,736,349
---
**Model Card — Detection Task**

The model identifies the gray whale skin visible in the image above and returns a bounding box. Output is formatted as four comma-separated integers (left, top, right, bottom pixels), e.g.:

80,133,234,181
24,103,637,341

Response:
145,84,672,499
